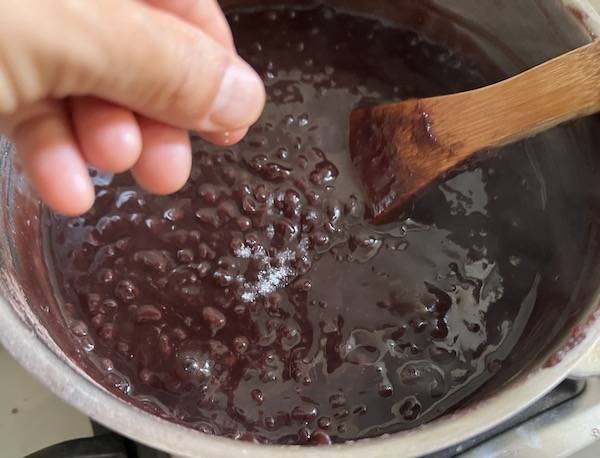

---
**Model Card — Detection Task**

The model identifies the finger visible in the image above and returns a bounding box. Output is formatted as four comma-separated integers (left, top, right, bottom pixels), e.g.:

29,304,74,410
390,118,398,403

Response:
0,0,265,133
70,97,142,173
200,128,248,146
12,102,94,216
140,0,234,50
132,117,192,195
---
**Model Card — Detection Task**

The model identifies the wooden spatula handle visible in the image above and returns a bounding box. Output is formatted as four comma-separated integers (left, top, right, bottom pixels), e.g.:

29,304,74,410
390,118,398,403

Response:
428,40,600,158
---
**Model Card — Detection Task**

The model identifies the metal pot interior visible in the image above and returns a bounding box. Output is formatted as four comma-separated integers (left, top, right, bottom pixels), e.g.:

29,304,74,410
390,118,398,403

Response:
1,0,600,451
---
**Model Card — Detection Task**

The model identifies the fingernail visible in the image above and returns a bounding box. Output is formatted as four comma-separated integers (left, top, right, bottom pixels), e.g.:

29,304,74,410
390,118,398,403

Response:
198,60,265,132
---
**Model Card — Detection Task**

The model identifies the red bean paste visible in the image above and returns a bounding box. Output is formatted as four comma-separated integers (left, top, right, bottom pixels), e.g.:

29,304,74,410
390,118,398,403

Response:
44,6,546,445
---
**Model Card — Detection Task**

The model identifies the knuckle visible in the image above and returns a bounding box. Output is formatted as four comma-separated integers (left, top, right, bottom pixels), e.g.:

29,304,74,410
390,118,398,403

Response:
174,49,229,118
0,50,48,115
0,70,18,115
146,28,229,122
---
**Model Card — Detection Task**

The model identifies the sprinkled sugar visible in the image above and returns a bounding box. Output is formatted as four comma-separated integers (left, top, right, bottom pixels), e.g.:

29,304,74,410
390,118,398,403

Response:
234,242,302,302
234,244,252,259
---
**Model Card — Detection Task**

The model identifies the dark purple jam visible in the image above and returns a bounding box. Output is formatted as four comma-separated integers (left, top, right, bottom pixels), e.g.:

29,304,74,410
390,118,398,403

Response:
44,6,545,445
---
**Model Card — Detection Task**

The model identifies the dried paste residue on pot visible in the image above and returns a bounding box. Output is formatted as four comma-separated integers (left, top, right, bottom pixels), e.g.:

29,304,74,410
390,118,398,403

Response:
43,6,550,444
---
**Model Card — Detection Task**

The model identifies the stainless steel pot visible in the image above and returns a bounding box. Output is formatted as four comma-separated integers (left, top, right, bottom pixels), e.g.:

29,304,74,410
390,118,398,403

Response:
1,1,600,457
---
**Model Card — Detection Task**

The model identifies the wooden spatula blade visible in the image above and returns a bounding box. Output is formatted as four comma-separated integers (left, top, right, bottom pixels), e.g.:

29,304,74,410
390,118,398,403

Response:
350,100,458,224
350,40,600,224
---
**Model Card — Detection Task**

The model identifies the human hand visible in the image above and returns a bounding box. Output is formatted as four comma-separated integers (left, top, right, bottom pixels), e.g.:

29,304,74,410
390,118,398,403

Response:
0,0,265,215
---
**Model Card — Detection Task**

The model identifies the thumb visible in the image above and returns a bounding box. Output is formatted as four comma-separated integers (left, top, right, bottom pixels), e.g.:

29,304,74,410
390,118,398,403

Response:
0,0,265,133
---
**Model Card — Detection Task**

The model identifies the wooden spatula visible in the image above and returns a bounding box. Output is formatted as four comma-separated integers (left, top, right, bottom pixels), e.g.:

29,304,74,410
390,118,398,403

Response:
350,40,600,224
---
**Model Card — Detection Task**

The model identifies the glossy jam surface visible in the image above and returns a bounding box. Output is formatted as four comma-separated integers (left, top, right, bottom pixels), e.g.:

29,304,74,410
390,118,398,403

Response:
45,6,546,444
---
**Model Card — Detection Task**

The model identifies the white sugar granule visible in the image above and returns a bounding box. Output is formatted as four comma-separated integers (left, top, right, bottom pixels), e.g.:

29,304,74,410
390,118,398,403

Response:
266,224,275,239
298,236,310,253
276,249,295,263
234,243,296,303
234,244,252,259
252,245,267,259
241,291,257,302
256,255,293,296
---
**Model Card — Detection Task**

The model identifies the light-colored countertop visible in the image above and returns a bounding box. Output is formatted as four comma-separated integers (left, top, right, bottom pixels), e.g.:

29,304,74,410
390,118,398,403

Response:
0,345,93,458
